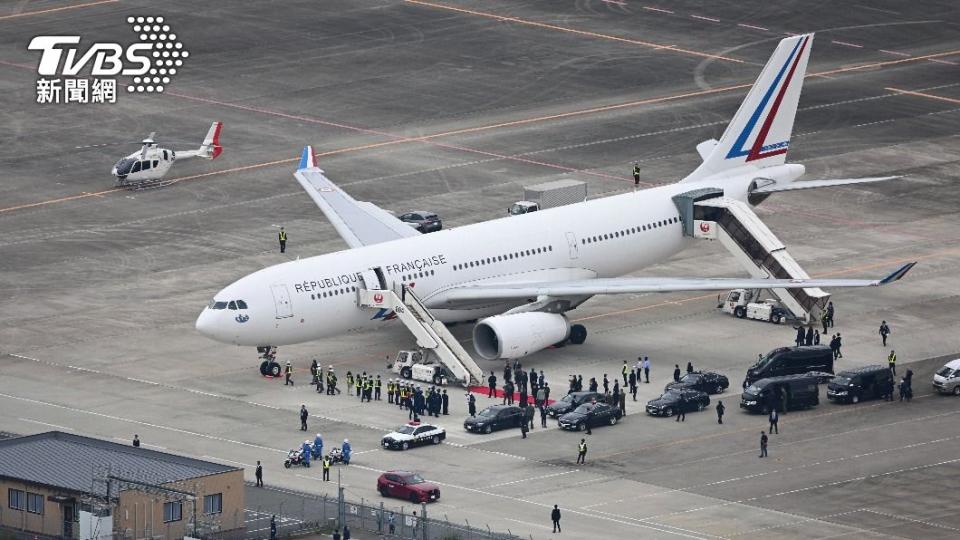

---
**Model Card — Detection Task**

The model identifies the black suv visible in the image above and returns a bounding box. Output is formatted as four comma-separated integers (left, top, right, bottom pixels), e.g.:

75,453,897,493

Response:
464,405,523,434
827,365,893,404
546,392,604,417
665,371,729,394
399,211,442,233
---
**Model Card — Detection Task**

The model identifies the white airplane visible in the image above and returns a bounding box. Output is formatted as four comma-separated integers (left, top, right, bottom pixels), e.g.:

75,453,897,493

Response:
196,34,912,361
106,122,223,188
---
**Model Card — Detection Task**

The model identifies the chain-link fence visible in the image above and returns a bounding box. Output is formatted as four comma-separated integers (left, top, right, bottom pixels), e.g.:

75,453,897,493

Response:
232,483,521,540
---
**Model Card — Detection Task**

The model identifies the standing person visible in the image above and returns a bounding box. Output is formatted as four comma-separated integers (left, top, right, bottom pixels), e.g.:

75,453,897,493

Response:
794,325,805,347
835,332,843,358
628,369,638,401
346,371,354,395
673,364,681,383
255,460,263,487
621,360,629,385
278,227,287,253
643,356,651,383
588,377,598,393
769,408,779,434
342,525,350,540
813,329,820,345
270,515,277,540
826,301,835,328
543,382,551,403
686,361,694,374
551,504,562,533
322,454,331,481
341,439,351,465
618,390,626,416
467,393,477,417
675,394,686,422
488,371,497,398
715,401,725,424
504,361,512,386
442,389,450,415
888,350,897,376
759,431,768,458
576,439,587,464
387,512,396,535
829,334,839,359
310,359,319,384
879,321,891,346
540,404,548,428
132,434,140,447
805,326,814,346
284,361,294,386
520,414,528,439
386,379,394,404
299,404,309,431
820,310,829,334
602,374,609,394
374,375,382,401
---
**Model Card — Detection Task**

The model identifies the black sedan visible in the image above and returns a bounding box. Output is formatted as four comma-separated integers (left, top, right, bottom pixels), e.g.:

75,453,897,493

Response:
399,211,442,233
646,389,710,417
665,371,729,395
545,391,604,417
464,405,523,434
558,402,622,431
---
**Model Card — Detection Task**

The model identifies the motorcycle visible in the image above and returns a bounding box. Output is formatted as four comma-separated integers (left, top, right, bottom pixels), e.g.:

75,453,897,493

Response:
326,447,344,465
283,448,310,468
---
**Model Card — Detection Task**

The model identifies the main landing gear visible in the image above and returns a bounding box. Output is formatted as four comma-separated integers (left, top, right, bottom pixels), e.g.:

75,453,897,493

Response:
257,346,281,377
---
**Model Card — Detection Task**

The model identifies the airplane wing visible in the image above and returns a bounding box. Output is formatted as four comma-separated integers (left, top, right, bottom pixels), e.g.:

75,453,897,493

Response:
293,146,420,248
430,263,915,305
751,176,901,194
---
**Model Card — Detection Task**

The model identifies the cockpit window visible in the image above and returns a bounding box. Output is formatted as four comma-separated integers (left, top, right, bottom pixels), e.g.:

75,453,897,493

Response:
114,157,136,176
131,161,142,173
208,300,228,310
228,301,237,310
236,300,248,309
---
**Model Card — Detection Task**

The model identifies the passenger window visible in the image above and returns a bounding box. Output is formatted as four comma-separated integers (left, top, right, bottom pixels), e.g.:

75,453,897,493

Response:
237,300,247,309
153,160,158,168
143,161,152,171
228,301,237,310
163,150,168,160
131,161,142,173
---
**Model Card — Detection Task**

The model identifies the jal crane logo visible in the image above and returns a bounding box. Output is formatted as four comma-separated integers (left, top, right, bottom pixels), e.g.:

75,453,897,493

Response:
699,222,711,234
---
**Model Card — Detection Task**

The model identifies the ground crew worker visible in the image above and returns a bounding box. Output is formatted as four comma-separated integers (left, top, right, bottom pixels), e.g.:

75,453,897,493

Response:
488,371,497,398
387,379,394,404
299,404,309,431
355,374,362,399
322,455,331,481
759,431,768,458
346,371,354,395
716,400,725,424
365,377,374,402
621,360,629,385
632,161,640,186
769,408,779,434
255,460,263,486
576,439,587,464
374,375,382,400
888,350,897,376
310,359,319,384
278,227,287,253
551,504,562,533
821,310,829,333
285,361,294,386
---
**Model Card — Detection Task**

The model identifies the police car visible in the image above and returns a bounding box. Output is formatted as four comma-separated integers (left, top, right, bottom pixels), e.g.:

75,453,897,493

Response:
381,422,446,450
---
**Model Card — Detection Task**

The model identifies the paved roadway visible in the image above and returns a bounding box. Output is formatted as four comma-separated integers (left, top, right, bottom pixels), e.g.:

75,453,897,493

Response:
1,1,959,538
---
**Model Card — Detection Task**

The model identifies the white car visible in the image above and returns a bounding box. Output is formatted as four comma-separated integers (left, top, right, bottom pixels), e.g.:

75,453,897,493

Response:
932,359,960,395
381,422,446,451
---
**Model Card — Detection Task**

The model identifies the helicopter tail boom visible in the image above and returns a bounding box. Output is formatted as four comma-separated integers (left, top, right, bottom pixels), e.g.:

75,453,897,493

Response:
177,121,223,160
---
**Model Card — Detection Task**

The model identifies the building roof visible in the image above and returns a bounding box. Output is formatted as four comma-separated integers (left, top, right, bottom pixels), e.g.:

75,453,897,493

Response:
0,432,239,497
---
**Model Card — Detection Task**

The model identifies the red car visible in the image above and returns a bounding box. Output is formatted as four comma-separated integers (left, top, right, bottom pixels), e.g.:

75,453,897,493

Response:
377,471,440,503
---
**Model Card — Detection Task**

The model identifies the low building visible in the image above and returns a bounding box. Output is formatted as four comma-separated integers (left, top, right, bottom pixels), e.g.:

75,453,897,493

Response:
0,431,244,539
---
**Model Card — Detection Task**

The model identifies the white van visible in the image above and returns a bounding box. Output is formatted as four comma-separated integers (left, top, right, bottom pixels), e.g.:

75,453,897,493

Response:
932,359,960,395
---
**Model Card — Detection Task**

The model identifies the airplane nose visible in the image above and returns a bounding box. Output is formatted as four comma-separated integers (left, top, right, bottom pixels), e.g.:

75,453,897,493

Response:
195,309,216,337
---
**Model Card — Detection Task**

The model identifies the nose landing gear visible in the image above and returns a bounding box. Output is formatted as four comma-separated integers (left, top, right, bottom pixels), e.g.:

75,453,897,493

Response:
257,346,281,377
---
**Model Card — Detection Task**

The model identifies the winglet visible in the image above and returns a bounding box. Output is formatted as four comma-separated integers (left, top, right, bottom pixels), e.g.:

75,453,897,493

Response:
879,262,916,285
298,145,319,170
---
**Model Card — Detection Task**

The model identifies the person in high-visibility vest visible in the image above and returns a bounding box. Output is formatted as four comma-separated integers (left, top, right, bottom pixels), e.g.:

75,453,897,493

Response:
284,361,294,386
346,371,354,395
374,375,382,401
355,375,363,400
278,227,287,253
621,360,629,385
322,455,331,481
632,162,640,186
364,377,374,402
888,350,897,376
577,439,587,464
387,379,395,404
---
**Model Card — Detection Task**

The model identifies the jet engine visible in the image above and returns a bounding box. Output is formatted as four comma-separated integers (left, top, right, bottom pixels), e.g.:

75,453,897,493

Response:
472,312,571,360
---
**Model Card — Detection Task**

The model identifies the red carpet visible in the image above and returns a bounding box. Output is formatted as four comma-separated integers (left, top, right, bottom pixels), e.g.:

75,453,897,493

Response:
466,386,555,406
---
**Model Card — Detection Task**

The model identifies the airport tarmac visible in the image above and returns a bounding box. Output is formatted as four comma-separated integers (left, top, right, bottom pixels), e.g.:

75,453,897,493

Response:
1,1,959,538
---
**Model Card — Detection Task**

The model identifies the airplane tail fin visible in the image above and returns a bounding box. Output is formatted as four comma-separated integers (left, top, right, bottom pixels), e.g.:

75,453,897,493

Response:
683,34,813,182
194,121,223,160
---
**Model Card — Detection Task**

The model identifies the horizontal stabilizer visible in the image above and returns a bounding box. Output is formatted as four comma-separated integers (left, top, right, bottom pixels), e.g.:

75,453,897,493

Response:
752,176,901,194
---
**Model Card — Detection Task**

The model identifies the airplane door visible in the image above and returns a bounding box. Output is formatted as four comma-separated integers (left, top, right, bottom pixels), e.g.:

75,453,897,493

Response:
358,267,387,290
565,232,579,260
270,284,294,319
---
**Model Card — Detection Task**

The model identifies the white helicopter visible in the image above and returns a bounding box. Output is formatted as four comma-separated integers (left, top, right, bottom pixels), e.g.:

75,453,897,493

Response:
105,121,223,188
